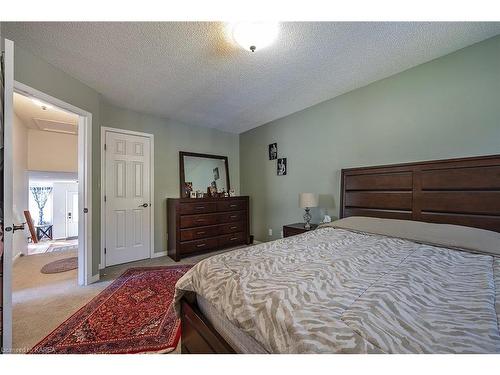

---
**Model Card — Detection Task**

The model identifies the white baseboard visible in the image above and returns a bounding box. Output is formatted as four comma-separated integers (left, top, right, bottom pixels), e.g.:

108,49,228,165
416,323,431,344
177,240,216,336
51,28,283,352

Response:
12,252,22,263
88,273,100,284
151,250,168,258
98,250,168,270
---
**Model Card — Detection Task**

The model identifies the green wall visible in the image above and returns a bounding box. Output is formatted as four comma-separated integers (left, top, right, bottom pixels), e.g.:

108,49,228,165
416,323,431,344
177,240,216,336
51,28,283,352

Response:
240,35,500,242
100,103,240,253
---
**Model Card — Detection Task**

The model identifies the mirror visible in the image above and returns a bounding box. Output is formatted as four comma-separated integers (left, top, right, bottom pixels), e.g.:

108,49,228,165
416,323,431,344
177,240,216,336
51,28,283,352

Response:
179,151,230,198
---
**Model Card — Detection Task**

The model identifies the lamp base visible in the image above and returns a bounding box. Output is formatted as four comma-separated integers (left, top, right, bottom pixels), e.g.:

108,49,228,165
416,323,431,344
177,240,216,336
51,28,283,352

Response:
303,208,312,230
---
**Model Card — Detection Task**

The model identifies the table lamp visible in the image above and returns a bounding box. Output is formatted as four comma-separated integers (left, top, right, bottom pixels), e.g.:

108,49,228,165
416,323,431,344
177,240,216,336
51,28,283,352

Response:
299,193,319,229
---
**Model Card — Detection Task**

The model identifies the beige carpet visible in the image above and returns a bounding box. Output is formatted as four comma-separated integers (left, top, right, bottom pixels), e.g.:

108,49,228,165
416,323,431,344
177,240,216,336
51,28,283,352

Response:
12,247,241,354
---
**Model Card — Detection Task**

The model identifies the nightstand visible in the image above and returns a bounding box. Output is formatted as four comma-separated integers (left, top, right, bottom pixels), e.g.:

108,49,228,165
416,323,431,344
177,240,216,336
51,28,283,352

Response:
283,223,318,238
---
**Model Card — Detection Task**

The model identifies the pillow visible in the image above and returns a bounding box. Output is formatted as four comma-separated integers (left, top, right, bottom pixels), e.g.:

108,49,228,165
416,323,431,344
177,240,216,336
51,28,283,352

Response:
320,216,500,257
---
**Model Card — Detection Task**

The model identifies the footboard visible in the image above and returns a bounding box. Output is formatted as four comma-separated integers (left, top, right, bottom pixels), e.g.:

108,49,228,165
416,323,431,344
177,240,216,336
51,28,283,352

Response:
180,298,235,354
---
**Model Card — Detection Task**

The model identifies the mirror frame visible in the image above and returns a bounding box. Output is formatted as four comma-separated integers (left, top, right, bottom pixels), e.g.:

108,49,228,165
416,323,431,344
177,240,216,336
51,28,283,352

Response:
179,151,231,198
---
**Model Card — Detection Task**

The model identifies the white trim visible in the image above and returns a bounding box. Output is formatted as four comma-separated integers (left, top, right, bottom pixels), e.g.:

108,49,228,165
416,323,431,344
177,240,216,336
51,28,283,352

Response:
100,126,155,269
151,250,167,258
88,273,101,284
12,253,21,263
15,82,91,120
14,81,95,286
3,38,15,351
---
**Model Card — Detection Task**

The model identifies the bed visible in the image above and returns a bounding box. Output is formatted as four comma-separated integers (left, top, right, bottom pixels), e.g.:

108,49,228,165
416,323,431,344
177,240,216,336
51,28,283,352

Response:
174,154,500,354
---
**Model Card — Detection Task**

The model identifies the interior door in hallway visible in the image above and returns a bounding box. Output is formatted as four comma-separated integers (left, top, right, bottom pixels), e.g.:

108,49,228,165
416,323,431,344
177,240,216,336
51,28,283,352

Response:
104,131,151,267
66,191,78,238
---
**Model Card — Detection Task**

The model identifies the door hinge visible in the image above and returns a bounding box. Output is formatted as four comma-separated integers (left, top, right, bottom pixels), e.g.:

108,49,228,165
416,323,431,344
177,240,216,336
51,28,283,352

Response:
104,247,107,254
104,195,107,202
104,143,107,151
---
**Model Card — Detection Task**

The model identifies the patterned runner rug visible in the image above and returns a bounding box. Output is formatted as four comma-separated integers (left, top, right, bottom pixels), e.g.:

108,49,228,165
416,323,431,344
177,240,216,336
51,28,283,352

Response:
29,265,192,354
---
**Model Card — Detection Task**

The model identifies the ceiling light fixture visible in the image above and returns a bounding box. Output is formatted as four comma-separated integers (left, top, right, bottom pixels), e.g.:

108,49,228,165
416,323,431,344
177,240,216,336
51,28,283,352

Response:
230,22,279,53
31,98,53,110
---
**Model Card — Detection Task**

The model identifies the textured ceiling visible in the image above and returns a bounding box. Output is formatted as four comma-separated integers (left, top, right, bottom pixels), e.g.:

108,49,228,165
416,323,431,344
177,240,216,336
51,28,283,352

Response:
4,22,500,133
14,92,79,134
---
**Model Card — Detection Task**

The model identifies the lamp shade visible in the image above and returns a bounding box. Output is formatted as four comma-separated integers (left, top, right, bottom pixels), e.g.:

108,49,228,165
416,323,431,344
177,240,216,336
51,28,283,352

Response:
299,193,319,208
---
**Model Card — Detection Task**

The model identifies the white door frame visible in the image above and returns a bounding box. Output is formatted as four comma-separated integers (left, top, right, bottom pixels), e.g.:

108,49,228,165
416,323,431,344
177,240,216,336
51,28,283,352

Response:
2,38,15,352
14,81,94,286
100,126,155,269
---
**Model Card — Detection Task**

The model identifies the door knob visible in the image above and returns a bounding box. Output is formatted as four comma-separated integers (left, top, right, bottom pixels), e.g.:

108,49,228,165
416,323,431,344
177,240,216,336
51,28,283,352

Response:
139,203,149,208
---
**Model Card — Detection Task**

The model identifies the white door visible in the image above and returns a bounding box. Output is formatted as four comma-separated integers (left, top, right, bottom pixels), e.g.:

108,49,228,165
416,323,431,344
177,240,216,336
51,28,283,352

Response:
105,131,151,266
1,39,14,352
66,191,79,238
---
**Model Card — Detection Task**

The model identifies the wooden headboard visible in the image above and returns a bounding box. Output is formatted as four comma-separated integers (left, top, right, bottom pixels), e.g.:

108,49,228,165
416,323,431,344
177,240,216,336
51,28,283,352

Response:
340,154,500,233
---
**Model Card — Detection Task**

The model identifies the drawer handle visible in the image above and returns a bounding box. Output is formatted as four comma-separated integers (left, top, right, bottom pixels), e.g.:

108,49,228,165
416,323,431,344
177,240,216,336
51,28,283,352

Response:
230,226,237,230
195,206,205,209
230,215,237,219
196,243,206,248
196,231,206,235
195,219,205,223
230,204,238,208
230,237,238,241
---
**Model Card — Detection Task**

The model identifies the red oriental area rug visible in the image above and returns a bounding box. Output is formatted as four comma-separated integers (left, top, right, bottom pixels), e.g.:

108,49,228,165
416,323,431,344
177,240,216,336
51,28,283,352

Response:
29,265,192,354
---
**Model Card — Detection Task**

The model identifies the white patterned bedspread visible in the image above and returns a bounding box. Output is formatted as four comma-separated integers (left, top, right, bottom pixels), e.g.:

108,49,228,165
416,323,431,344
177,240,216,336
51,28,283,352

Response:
174,227,500,353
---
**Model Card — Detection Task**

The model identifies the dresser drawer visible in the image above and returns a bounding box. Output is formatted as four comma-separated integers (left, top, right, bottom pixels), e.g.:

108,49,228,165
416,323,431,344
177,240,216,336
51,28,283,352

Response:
217,200,245,212
217,211,245,223
180,237,218,255
180,202,217,215
219,222,245,234
180,225,220,241
180,214,218,228
218,232,245,247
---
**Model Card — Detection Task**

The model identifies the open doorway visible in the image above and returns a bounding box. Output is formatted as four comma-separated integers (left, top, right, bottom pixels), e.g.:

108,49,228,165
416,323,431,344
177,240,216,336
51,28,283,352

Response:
8,85,93,351
12,82,93,287
12,92,80,262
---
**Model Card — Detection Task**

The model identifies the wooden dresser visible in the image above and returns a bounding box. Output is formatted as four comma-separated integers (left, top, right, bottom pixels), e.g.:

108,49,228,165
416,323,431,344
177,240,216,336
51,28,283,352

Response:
167,196,250,261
